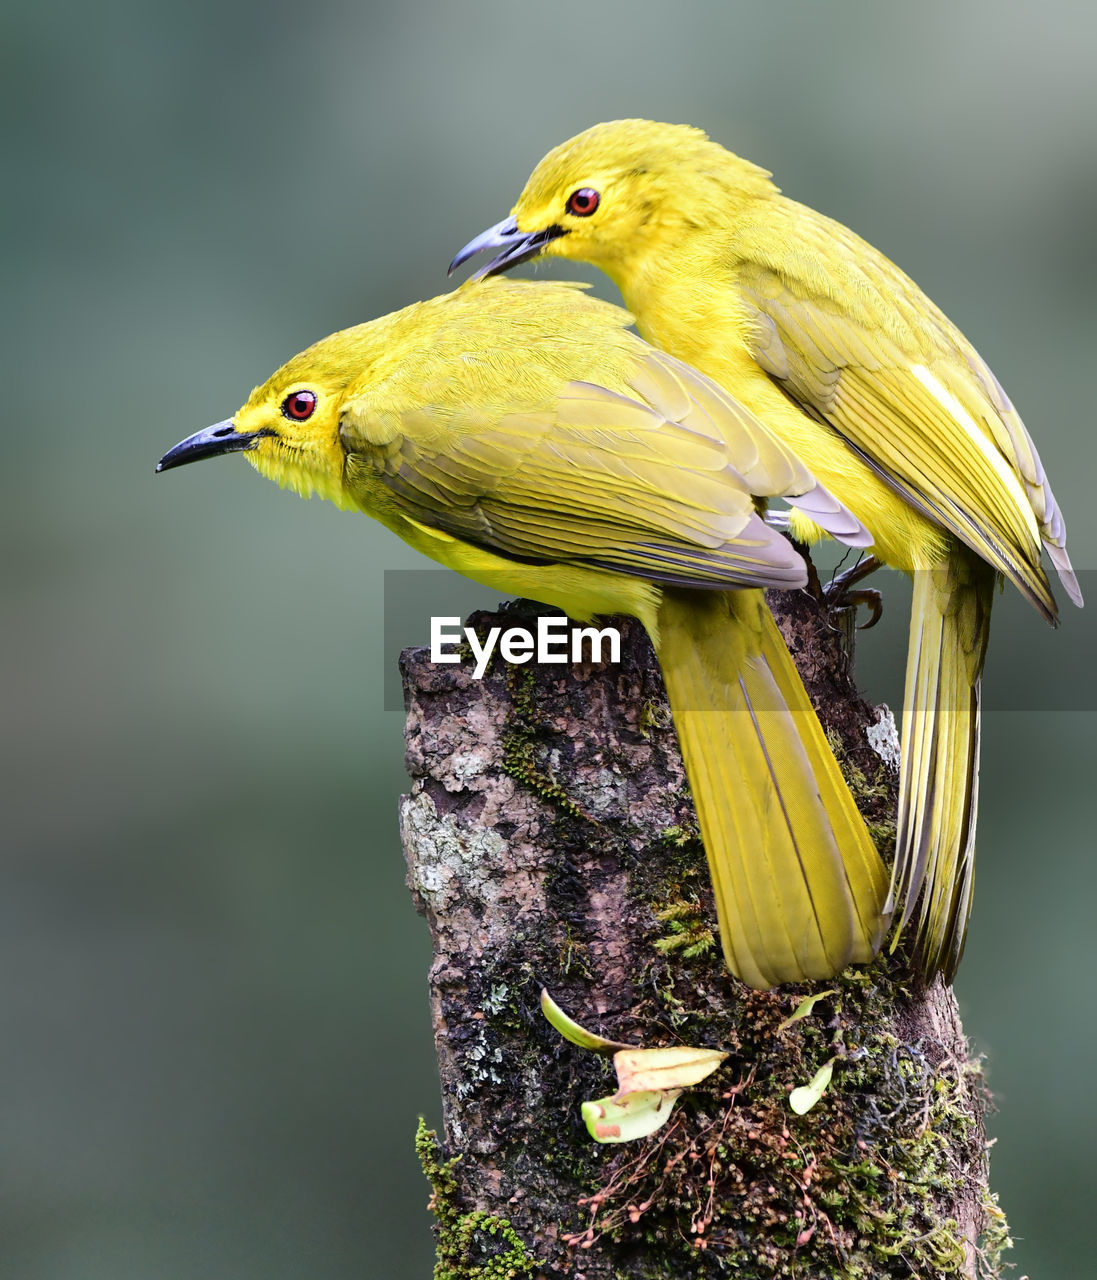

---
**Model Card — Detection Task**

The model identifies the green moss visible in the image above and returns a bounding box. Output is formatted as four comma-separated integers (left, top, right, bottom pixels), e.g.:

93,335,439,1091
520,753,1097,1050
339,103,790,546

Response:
976,1189,1014,1277
627,825,722,970
638,696,671,738
501,726,587,818
499,665,589,821
651,897,717,959
825,726,898,852
556,923,596,980
416,1120,542,1280
659,822,702,849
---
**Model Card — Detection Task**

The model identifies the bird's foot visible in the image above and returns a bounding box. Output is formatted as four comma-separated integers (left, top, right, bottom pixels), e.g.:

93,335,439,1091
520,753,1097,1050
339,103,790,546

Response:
823,556,884,629
834,586,884,629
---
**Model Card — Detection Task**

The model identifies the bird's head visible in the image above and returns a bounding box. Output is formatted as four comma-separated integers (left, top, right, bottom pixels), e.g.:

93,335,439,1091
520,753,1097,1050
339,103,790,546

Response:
156,324,389,507
450,119,773,286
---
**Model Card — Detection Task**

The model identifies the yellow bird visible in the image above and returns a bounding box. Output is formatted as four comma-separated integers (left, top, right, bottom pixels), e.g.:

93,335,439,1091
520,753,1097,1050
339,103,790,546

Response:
157,278,887,990
451,119,1082,982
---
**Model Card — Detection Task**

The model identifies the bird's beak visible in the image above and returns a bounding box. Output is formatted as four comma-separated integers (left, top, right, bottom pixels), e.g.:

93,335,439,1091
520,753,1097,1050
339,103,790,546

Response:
156,420,271,473
448,216,566,280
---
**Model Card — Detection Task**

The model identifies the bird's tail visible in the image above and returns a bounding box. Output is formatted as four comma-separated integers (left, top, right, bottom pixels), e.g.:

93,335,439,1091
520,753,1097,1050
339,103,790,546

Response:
654,587,889,989
888,552,994,982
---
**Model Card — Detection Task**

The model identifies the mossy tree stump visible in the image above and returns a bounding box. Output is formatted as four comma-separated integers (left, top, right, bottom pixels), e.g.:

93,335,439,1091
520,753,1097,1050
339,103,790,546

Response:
399,591,1009,1279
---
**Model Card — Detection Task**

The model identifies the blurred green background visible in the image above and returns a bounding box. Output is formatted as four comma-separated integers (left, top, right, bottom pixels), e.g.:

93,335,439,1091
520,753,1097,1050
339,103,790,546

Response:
3,1,1095,1275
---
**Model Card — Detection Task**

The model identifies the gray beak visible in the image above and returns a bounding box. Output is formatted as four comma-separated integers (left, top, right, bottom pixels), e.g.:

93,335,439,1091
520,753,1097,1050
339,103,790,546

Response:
156,420,271,473
448,216,566,280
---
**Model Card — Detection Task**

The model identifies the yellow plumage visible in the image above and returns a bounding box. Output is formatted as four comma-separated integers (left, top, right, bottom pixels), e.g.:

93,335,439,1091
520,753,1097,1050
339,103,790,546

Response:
453,119,1082,981
656,588,886,988
158,278,888,989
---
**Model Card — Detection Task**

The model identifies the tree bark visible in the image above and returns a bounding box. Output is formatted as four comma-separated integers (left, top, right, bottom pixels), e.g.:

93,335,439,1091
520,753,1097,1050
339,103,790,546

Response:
400,590,1008,1279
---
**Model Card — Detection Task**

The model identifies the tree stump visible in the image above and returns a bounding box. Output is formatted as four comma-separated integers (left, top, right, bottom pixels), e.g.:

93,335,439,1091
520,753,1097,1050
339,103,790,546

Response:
400,591,1008,1279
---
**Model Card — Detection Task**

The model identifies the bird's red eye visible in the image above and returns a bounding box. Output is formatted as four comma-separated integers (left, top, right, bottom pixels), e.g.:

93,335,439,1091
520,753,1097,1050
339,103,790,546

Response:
566,187,600,217
281,390,317,421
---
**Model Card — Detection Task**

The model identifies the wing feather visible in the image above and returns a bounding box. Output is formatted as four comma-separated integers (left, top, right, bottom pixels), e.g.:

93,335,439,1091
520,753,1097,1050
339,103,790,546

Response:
340,341,869,590
738,221,1080,614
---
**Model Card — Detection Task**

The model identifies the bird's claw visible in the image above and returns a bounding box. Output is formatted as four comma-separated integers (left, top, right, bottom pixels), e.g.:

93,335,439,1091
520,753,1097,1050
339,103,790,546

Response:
837,586,884,629
822,556,885,628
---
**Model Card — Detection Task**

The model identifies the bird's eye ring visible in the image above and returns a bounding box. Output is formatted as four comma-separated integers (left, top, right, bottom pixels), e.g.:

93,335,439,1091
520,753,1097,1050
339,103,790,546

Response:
566,187,600,217
282,390,317,421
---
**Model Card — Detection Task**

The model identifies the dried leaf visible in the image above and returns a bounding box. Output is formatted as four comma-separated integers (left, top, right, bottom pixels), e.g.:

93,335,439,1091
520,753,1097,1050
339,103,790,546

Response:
581,1089,684,1143
613,1045,727,1096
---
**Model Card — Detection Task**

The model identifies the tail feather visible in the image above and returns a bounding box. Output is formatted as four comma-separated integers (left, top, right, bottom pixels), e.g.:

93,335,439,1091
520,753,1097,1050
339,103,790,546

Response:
1045,539,1083,610
655,588,889,989
889,555,992,981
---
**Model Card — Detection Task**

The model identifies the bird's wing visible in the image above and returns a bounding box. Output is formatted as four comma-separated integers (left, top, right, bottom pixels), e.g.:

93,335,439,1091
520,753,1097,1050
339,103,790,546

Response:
339,344,865,590
737,212,1080,616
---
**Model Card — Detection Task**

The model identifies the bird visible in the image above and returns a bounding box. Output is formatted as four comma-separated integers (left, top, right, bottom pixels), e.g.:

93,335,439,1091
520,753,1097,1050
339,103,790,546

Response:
449,119,1082,983
157,277,888,991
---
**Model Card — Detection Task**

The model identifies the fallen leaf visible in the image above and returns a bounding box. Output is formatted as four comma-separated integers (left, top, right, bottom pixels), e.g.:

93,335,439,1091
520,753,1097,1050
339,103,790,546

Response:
789,1059,835,1115
613,1045,727,1096
777,990,837,1034
539,989,632,1054
581,1089,685,1143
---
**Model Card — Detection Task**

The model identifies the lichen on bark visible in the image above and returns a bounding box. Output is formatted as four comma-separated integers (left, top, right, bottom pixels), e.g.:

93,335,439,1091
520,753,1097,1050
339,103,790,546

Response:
400,592,1009,1278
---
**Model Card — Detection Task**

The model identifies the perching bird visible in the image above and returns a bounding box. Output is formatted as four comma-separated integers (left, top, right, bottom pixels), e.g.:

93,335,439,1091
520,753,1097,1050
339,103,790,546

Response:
158,278,888,990
450,119,1082,982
